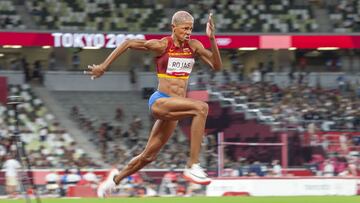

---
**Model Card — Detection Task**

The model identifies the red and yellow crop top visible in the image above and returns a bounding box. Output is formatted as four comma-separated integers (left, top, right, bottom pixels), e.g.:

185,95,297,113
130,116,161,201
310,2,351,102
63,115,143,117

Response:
155,37,195,79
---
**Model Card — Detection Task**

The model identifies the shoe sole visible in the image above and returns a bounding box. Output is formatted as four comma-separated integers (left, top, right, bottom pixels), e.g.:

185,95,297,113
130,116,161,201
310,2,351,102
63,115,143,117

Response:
183,173,211,185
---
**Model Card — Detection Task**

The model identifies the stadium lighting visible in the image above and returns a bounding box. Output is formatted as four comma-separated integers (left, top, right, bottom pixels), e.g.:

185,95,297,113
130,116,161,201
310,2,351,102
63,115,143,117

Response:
288,47,297,50
42,46,51,49
238,47,258,51
3,45,22,48
83,46,102,49
317,47,339,50
0,53,4,57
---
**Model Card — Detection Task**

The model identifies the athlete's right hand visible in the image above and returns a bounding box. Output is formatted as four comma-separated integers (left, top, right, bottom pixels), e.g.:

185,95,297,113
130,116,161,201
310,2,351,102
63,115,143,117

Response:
84,64,106,80
206,13,215,39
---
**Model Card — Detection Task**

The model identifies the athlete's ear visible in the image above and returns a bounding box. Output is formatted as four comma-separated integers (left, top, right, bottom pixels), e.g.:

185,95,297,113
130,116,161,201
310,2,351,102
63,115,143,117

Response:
171,24,176,32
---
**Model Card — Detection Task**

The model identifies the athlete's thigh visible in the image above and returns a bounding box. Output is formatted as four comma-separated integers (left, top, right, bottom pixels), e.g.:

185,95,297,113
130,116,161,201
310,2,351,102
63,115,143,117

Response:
152,97,206,120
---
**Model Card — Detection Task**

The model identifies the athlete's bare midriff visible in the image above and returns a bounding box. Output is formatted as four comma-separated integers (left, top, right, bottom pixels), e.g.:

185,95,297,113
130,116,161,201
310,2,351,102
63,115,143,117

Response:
158,77,188,97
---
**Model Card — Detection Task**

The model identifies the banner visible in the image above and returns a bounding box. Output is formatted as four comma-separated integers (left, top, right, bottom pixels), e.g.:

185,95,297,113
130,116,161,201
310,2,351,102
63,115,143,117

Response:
1,31,360,49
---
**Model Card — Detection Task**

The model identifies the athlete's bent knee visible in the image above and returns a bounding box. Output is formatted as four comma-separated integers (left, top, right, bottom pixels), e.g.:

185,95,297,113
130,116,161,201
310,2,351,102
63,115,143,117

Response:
195,101,209,117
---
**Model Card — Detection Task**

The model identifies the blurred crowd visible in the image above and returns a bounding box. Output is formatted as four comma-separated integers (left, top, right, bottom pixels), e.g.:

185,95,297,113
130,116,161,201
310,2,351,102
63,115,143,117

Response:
3,167,208,198
215,81,360,131
69,104,191,169
1,0,360,199
220,153,359,178
205,73,360,176
4,0,353,33
0,84,98,169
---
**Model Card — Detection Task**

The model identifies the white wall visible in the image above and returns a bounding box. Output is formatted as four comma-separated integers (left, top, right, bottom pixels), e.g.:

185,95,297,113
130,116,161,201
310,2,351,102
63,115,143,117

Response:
207,177,359,196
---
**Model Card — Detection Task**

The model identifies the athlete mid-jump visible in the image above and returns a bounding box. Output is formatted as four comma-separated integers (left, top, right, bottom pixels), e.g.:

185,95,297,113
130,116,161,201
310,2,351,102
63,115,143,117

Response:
85,11,222,197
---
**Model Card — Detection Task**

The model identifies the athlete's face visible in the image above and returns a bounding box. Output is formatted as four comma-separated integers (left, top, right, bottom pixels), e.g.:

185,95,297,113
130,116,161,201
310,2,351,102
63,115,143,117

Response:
172,21,193,42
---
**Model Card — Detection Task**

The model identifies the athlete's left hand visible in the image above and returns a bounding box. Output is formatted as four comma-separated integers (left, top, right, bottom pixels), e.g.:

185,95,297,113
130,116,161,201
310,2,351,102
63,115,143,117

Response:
206,13,215,39
84,64,106,80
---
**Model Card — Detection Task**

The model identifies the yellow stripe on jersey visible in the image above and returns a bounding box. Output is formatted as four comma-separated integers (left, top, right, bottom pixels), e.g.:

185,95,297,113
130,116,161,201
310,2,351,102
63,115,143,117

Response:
168,52,192,56
157,74,189,79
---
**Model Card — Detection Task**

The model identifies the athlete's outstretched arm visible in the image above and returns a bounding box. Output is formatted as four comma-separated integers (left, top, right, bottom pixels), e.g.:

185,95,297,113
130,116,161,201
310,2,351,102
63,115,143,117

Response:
85,39,164,79
191,13,222,71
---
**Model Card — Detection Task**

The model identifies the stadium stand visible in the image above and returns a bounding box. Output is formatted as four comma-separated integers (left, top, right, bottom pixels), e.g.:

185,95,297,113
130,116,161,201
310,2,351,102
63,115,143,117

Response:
0,0,25,29
50,91,191,169
212,81,360,132
198,76,360,175
25,0,166,31
7,0,360,34
177,0,318,32
0,84,99,169
5,0,320,32
328,0,360,32
0,0,359,199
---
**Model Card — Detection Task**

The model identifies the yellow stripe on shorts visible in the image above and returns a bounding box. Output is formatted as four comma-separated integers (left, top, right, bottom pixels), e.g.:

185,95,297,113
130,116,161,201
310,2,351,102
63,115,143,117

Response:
157,74,189,79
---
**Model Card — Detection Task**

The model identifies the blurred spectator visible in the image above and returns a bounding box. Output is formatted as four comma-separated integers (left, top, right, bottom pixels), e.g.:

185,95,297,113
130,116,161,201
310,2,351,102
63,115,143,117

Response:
299,56,307,73
321,121,335,131
336,74,347,93
82,168,99,189
45,170,60,195
334,156,347,175
118,172,144,197
159,168,178,196
66,168,82,187
267,61,274,73
259,62,267,81
288,62,296,84
0,16,4,29
10,59,20,70
59,169,70,196
222,69,231,84
72,51,80,70
114,106,124,121
143,54,152,71
269,159,282,177
39,126,48,142
130,115,143,131
98,122,110,158
307,154,324,175
338,155,358,177
251,68,261,83
32,60,44,85
70,105,80,118
186,182,203,197
248,161,265,176
22,59,31,83
144,183,158,197
339,134,349,154
236,158,249,176
308,122,320,146
352,136,360,145
129,67,137,84
2,155,21,198
321,159,335,177
48,51,56,70
229,50,239,72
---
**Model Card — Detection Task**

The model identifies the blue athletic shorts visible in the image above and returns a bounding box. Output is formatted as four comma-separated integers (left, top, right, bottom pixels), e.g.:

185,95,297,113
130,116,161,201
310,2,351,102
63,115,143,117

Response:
148,91,170,109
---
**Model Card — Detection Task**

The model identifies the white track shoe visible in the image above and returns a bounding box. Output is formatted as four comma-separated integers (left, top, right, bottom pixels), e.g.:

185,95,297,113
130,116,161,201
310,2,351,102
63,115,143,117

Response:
183,163,211,185
97,168,119,198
